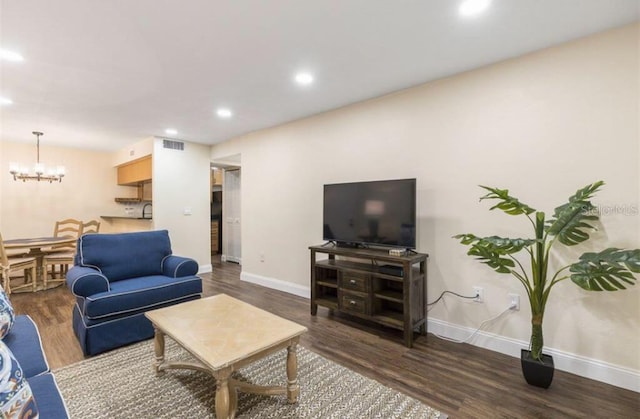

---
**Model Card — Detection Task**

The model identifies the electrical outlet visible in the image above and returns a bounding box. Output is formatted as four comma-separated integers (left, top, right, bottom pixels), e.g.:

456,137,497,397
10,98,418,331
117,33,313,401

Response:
509,293,520,310
473,286,484,303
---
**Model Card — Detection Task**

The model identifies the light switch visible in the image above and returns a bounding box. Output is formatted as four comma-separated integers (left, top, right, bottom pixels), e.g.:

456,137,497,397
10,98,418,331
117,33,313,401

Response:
183,207,192,215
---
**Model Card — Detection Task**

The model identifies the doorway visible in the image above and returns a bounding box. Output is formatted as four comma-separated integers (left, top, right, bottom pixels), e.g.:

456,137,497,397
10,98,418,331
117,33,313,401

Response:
210,154,241,265
210,167,223,255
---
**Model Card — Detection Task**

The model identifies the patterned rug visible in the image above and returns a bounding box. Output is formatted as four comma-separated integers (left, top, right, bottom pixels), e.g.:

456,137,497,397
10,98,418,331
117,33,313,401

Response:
55,338,445,418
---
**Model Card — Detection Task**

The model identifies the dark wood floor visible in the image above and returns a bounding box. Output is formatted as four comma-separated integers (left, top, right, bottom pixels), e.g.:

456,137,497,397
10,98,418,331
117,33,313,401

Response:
11,258,639,418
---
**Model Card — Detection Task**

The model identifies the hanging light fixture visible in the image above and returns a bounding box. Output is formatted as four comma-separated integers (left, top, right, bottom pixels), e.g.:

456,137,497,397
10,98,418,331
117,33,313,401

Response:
9,131,65,183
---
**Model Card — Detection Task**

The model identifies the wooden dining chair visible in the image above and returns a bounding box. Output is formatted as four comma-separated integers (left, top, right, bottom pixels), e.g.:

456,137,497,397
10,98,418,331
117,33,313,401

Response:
82,220,101,235
43,219,83,288
0,232,37,295
50,219,83,252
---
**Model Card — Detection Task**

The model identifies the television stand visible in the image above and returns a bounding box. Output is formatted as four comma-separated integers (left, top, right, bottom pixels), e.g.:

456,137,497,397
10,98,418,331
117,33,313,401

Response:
309,245,428,348
335,242,362,248
379,264,404,277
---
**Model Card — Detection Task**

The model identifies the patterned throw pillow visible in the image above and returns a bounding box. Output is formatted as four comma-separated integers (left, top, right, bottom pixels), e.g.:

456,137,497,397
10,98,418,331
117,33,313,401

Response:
0,339,39,418
0,288,14,339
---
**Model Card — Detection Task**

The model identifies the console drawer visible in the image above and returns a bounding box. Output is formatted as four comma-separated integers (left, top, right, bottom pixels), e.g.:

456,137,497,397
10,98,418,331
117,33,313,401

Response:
340,272,369,292
340,293,368,314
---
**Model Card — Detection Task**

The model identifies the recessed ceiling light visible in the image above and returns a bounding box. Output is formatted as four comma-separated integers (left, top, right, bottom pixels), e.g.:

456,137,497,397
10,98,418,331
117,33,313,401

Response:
165,128,178,135
0,97,13,105
0,49,24,62
459,0,491,17
216,108,233,119
294,72,314,86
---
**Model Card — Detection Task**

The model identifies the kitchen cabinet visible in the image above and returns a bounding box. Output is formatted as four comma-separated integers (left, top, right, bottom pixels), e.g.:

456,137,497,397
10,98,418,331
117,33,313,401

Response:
117,156,152,185
211,168,223,185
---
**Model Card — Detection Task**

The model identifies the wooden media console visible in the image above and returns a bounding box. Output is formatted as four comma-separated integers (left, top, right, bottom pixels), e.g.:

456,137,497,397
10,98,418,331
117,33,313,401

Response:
309,244,428,347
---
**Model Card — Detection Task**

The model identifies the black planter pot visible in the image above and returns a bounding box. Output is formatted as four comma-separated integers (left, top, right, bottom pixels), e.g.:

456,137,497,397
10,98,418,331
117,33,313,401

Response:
521,349,554,389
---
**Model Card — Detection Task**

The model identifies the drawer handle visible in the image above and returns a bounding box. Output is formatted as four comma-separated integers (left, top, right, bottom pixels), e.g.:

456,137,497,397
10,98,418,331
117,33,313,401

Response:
349,300,357,305
349,279,357,284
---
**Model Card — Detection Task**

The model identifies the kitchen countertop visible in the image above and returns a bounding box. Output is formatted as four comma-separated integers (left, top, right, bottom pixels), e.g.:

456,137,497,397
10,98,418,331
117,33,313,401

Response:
100,215,152,220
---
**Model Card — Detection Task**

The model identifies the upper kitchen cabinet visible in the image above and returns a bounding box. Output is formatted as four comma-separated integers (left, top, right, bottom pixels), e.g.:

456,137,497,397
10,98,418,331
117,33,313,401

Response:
117,156,152,185
211,168,223,185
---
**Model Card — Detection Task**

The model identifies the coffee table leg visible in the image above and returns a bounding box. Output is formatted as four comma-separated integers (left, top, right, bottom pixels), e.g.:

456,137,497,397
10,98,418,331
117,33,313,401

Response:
215,368,233,419
153,327,165,375
286,341,300,403
229,380,238,416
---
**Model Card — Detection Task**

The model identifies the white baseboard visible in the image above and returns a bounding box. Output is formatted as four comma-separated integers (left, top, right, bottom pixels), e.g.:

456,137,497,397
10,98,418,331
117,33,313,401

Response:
231,274,639,392
222,254,241,264
240,272,310,299
198,264,212,274
428,318,640,393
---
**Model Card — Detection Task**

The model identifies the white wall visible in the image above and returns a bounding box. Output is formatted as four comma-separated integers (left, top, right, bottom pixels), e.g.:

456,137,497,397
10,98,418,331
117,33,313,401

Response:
0,141,122,237
152,138,211,271
211,24,639,382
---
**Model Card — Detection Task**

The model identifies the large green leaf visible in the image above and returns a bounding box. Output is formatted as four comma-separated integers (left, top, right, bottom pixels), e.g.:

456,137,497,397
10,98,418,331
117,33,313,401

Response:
546,181,604,246
454,234,536,274
570,248,640,291
478,186,536,216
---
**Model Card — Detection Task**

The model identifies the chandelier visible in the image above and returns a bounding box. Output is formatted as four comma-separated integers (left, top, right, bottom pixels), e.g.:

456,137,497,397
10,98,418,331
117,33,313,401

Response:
9,131,66,183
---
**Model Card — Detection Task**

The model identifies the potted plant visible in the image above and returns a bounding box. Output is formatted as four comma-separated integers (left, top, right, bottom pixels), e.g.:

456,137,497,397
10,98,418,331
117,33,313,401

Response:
455,181,639,388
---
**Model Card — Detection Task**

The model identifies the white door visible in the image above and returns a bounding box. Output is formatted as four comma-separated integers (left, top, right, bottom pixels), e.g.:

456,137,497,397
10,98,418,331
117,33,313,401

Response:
223,168,241,263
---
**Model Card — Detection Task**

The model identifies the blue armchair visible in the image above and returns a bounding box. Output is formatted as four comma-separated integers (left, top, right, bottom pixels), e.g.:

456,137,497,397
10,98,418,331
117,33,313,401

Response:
66,230,202,355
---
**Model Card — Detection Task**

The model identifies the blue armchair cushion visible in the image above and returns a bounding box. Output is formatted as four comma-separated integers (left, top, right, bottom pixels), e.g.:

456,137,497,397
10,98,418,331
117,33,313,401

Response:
2,316,49,379
80,275,202,319
0,288,15,339
27,373,69,419
0,340,39,418
75,230,174,282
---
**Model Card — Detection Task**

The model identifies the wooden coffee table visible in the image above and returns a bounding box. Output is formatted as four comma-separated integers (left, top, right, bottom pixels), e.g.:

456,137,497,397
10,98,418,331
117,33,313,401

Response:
145,294,308,419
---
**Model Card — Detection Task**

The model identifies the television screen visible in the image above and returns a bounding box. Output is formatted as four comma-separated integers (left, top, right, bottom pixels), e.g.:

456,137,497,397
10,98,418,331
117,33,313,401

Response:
323,178,416,249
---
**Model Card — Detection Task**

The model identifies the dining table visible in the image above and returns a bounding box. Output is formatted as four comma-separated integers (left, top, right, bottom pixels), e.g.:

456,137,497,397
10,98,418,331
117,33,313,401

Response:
3,236,77,292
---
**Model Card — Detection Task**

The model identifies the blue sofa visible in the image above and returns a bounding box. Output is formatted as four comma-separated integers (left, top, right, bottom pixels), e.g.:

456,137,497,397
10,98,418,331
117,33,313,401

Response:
66,230,202,356
3,315,69,418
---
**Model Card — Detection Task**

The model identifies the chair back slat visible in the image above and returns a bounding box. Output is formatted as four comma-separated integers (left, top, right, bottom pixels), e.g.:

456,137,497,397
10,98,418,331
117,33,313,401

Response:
53,219,83,250
82,220,101,235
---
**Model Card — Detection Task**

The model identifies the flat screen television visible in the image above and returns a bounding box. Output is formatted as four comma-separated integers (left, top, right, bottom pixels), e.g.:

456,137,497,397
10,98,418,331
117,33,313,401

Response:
323,178,416,249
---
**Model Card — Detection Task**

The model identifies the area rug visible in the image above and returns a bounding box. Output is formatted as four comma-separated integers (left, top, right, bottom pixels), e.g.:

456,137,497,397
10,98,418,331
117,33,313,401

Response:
55,338,445,418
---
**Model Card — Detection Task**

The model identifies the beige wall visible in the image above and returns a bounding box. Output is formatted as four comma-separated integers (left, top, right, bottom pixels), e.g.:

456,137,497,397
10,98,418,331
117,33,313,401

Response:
152,138,211,270
212,24,639,371
0,137,211,272
0,141,123,237
112,137,154,166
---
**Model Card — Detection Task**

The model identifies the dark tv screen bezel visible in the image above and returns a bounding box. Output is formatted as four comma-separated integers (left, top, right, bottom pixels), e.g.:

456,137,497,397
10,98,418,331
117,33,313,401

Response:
322,178,417,249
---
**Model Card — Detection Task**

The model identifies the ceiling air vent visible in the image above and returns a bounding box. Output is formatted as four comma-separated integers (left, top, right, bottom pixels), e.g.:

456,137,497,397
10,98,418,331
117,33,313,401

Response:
162,139,184,151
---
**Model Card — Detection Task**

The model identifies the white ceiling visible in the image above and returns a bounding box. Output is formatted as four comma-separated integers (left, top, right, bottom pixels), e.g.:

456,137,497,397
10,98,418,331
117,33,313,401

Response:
1,0,638,151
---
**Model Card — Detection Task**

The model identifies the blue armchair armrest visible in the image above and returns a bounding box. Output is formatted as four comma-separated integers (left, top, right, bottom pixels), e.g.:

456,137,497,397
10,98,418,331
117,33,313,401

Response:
162,255,199,278
66,266,109,297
